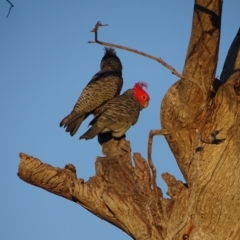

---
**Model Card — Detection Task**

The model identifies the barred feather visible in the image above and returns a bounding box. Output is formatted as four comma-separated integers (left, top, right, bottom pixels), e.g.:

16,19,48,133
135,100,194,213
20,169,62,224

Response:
60,48,123,136
80,82,150,140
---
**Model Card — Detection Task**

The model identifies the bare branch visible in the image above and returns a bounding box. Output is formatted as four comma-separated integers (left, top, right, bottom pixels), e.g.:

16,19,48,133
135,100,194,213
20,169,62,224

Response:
6,0,14,18
148,129,168,165
90,21,108,42
88,21,204,93
18,138,168,240
148,127,189,165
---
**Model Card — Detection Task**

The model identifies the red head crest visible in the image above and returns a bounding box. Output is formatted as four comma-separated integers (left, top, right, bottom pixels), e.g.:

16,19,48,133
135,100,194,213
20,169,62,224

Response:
133,82,150,108
134,82,148,90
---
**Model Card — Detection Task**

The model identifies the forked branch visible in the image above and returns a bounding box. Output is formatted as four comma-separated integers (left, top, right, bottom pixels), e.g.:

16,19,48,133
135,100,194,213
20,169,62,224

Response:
17,138,170,240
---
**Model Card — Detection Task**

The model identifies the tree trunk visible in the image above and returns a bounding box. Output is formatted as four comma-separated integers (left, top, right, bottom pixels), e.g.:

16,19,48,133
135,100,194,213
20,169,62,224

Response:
18,0,240,239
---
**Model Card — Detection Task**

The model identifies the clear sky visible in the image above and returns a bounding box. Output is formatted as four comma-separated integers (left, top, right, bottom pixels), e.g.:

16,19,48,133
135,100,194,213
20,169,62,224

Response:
1,1,239,239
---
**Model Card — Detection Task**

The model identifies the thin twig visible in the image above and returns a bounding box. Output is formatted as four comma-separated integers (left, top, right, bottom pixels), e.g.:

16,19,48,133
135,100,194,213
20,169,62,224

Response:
147,130,173,219
6,0,14,18
148,128,185,165
88,21,204,92
90,21,108,42
147,129,169,192
148,129,168,165
147,129,174,190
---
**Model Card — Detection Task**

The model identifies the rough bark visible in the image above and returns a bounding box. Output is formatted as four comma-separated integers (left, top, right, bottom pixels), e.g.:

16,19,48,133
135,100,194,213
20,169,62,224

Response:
18,0,240,239
18,139,167,240
160,0,240,238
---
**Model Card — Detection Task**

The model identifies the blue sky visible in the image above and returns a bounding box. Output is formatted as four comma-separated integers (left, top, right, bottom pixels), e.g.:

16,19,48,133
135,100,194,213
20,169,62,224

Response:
1,1,239,239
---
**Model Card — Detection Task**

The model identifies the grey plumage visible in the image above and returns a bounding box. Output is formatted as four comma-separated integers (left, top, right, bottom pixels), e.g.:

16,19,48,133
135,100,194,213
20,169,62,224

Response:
60,47,123,136
80,86,149,140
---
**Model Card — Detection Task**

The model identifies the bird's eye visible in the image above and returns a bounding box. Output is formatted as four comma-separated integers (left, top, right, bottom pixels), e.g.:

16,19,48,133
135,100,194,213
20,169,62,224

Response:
142,96,146,99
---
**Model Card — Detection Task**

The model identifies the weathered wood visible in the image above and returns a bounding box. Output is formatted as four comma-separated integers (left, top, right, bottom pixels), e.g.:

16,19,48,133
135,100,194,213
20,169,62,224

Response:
161,0,222,184
159,0,240,239
18,139,168,240
18,0,240,239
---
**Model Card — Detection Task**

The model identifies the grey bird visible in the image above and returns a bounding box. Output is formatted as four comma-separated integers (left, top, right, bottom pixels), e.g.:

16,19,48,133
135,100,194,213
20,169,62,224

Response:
80,82,150,140
60,48,123,136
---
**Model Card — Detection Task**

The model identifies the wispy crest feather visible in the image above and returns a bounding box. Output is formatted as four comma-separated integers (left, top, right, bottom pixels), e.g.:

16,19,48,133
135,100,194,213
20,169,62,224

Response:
134,82,148,90
104,47,116,56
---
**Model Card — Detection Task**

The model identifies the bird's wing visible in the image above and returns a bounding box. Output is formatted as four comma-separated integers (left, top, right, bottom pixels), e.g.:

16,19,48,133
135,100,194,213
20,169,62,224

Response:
73,71,123,114
92,95,140,131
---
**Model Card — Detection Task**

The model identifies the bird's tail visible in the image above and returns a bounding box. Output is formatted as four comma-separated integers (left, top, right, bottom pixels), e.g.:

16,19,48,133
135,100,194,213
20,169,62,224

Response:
79,124,103,140
60,112,89,136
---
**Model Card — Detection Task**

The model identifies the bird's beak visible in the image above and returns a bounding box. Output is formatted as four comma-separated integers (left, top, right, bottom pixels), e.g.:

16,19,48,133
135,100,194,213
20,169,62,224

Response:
143,101,149,108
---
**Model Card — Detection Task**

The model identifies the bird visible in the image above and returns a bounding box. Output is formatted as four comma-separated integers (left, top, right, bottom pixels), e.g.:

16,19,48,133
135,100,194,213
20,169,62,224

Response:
59,47,123,136
80,82,150,140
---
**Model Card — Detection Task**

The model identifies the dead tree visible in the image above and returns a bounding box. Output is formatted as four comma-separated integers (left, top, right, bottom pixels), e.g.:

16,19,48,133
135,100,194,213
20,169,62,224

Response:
18,0,240,239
